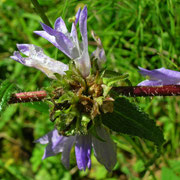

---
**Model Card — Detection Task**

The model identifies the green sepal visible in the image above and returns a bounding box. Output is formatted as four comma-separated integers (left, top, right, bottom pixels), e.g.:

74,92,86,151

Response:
94,96,104,106
80,114,91,134
55,105,77,135
55,91,78,104
53,73,63,80
65,62,86,87
102,98,164,146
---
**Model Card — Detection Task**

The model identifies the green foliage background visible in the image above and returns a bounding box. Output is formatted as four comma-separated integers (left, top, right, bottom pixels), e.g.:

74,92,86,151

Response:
0,0,180,179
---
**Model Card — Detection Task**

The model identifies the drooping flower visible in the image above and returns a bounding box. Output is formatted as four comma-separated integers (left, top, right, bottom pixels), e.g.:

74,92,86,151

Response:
138,67,180,86
35,126,116,171
10,6,116,171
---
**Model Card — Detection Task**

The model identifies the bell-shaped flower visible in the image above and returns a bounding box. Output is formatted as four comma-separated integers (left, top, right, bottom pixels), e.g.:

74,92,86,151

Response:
138,67,180,86
10,6,107,79
34,6,91,77
10,44,68,79
11,6,91,78
35,126,117,171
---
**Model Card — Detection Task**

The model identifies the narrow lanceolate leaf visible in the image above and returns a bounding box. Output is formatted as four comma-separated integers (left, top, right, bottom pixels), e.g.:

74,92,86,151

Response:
102,70,129,86
0,80,16,113
102,98,164,146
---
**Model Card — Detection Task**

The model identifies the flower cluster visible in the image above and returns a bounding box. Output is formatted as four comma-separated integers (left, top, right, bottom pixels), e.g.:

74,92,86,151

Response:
11,3,179,171
11,6,117,171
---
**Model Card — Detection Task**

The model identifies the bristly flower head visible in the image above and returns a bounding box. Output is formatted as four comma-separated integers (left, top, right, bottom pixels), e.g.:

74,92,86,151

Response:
138,67,180,86
11,6,117,171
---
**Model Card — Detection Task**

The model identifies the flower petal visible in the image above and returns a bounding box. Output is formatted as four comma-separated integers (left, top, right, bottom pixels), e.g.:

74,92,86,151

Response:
34,30,73,59
74,49,91,77
75,8,81,25
92,126,117,171
138,67,180,86
79,6,88,50
75,6,91,77
75,135,92,170
40,22,56,35
35,129,73,160
10,51,25,64
54,17,68,34
70,23,80,58
70,8,81,49
17,44,30,56
61,136,76,169
138,80,163,86
11,44,69,79
34,129,61,145
42,136,65,159
92,47,106,68
91,31,106,68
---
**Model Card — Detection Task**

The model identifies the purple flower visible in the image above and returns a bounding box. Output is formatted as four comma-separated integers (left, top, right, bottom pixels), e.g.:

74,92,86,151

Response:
91,31,106,68
35,126,116,171
10,5,114,171
138,67,180,86
10,44,69,79
11,6,106,78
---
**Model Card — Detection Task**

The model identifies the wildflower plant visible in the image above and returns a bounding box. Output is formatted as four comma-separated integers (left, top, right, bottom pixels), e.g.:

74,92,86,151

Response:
1,2,180,173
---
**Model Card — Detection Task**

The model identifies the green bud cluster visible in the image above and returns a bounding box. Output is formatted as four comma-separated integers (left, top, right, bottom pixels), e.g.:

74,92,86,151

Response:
46,62,128,136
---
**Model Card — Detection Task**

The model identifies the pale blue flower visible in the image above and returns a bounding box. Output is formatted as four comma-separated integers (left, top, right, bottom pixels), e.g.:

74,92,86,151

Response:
138,67,180,86
11,6,106,78
35,126,116,171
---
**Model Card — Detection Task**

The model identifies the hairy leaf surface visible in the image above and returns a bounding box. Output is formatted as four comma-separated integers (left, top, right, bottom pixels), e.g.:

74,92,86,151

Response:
102,98,164,146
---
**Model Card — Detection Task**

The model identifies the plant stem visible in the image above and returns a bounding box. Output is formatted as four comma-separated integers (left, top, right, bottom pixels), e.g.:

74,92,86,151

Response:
9,91,47,104
31,0,52,27
112,85,180,96
8,85,180,104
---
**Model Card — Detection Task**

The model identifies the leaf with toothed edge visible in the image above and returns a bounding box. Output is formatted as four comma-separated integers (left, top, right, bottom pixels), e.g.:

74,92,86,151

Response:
0,80,16,114
102,97,164,146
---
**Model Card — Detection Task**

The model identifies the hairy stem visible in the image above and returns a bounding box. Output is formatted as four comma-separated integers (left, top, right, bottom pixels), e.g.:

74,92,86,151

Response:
9,91,47,104
112,85,180,97
8,85,180,104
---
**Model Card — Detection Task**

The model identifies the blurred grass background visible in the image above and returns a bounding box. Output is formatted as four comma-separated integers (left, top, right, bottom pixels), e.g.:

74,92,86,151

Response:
0,0,180,179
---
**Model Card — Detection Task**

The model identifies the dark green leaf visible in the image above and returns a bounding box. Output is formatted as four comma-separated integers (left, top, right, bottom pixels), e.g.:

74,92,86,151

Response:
102,98,164,146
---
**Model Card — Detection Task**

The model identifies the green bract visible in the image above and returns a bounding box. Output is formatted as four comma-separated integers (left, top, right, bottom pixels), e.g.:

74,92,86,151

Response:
46,62,128,136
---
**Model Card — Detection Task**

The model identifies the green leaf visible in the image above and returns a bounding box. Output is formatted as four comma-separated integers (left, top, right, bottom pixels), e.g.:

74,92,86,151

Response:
161,167,180,180
102,98,164,146
0,80,16,114
101,70,122,78
102,70,129,86
24,101,49,114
